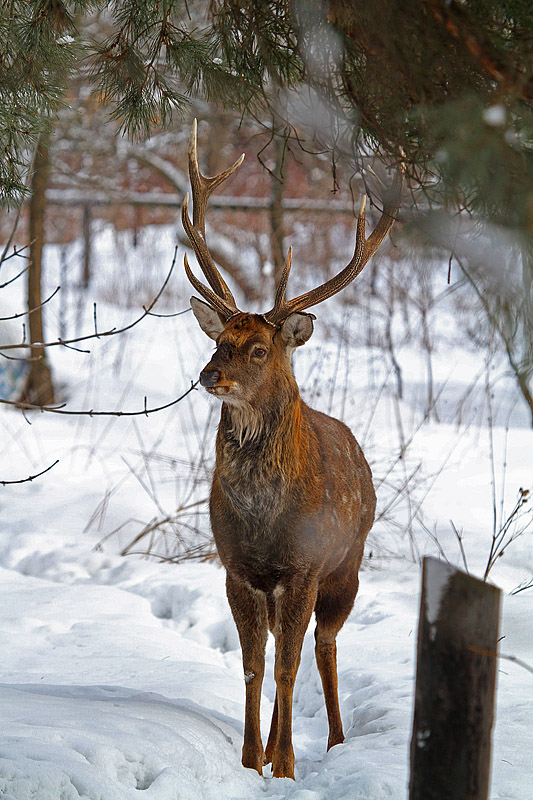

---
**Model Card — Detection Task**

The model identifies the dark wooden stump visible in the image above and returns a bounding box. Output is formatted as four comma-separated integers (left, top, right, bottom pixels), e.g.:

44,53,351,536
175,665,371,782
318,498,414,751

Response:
409,557,501,800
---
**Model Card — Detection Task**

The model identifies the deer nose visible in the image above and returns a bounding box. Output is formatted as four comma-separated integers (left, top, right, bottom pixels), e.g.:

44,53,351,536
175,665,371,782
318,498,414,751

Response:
200,368,221,388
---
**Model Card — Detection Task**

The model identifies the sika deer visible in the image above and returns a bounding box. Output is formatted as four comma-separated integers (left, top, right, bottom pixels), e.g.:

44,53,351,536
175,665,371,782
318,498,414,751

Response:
182,121,401,779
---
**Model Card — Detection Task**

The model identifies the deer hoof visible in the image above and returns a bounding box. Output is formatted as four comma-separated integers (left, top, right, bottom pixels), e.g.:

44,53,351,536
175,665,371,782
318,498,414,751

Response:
327,731,344,751
271,750,295,780
241,746,265,775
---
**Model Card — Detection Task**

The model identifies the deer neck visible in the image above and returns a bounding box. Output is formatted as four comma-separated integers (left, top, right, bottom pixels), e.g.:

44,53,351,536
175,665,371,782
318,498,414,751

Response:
217,376,309,480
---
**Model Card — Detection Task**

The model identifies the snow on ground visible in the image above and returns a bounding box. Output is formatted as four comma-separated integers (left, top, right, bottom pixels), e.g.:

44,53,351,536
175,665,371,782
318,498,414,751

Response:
0,227,532,799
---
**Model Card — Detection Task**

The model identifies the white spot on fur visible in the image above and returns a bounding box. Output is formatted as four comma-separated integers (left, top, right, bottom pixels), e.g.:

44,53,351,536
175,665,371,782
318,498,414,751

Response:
244,671,255,684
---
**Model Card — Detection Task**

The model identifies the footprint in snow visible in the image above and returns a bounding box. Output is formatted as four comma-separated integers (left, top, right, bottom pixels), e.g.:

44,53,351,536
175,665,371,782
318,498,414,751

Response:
355,599,388,625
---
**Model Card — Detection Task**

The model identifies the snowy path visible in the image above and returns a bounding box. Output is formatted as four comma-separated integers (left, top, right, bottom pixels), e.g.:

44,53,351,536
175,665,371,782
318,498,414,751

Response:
0,501,530,799
0,532,419,800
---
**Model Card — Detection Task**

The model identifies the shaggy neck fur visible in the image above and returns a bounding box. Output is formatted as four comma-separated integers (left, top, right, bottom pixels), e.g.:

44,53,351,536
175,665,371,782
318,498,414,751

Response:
217,370,310,483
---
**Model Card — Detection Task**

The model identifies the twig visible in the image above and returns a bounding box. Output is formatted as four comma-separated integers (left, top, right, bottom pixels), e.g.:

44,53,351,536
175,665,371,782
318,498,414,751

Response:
144,307,191,318
0,459,59,486
468,645,533,676
0,244,30,266
0,246,180,352
0,350,43,362
0,381,198,417
484,487,531,580
0,285,60,321
511,578,533,595
484,362,499,579
0,259,30,290
450,519,469,574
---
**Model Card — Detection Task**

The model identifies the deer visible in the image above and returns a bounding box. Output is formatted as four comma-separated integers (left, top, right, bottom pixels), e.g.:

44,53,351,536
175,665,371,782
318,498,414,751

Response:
182,120,401,779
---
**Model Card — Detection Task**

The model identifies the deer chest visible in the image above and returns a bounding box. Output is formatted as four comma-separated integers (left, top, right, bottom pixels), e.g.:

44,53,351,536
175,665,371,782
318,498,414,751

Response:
217,468,287,527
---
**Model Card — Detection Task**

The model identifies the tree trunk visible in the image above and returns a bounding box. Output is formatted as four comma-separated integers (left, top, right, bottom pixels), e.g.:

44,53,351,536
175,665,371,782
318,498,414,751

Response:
520,244,533,427
82,203,92,287
270,134,286,288
19,131,55,407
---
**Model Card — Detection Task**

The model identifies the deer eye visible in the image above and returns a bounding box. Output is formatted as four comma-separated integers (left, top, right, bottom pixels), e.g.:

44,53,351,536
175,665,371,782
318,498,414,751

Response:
253,347,267,358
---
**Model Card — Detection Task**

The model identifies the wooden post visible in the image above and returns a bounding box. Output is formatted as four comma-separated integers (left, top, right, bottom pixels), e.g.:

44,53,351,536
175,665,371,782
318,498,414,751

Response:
409,558,501,800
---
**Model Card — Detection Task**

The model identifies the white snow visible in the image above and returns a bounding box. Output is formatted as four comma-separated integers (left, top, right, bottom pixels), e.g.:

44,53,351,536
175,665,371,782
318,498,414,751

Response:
0,225,531,799
483,105,507,127
424,557,455,626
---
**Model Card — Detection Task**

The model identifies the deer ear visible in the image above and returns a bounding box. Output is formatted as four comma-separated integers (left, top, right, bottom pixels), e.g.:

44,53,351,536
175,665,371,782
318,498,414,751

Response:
280,312,315,348
190,297,226,340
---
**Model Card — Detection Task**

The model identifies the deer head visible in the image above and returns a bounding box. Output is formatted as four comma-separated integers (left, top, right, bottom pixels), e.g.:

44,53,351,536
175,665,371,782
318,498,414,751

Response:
182,120,402,409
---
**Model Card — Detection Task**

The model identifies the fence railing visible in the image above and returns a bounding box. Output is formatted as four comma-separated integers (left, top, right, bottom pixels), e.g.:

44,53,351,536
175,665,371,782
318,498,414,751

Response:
45,188,357,214
44,188,360,292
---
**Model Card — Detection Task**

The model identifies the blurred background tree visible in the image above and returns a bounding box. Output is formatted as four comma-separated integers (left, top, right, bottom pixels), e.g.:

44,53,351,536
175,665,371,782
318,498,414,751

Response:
3,2,531,224
1,0,532,418
214,0,533,230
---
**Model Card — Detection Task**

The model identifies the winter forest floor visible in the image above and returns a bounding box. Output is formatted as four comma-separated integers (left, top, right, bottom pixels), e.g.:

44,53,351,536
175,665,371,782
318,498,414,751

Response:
0,226,531,799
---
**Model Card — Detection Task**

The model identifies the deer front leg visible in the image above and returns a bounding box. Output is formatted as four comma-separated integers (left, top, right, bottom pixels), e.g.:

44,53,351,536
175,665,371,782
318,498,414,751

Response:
226,572,268,774
271,576,318,779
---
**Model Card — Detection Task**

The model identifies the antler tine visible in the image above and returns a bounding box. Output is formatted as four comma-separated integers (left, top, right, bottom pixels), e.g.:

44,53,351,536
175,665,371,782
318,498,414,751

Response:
184,253,238,320
353,169,403,276
188,119,245,234
181,193,233,302
272,246,292,311
182,119,244,307
264,171,402,326
264,195,367,325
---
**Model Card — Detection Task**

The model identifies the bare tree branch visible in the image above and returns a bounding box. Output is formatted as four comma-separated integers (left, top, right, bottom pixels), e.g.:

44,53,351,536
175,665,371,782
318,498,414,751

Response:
0,263,29,290
125,145,189,195
0,246,180,353
0,459,59,486
0,285,60,321
0,381,199,417
0,350,43,362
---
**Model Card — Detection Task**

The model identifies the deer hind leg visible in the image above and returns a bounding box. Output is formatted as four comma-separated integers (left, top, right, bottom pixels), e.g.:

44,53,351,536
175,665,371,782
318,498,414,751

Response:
270,576,318,779
264,691,278,765
265,691,286,768
226,573,268,774
314,572,360,751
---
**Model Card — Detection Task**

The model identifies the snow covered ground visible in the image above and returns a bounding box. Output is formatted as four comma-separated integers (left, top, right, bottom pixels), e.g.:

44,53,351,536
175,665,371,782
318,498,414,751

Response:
0,226,531,799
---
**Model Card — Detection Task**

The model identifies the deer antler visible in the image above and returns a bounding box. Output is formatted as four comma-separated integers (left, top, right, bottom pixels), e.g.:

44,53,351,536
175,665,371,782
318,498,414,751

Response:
263,172,402,326
183,121,402,328
182,119,245,319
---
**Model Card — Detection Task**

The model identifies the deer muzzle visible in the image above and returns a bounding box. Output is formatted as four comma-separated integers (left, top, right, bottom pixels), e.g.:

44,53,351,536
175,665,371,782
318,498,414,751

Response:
200,368,221,388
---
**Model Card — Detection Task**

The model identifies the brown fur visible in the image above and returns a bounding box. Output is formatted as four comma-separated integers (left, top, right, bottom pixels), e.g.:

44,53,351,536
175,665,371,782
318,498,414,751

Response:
196,312,376,779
